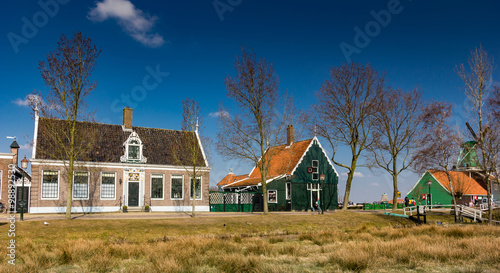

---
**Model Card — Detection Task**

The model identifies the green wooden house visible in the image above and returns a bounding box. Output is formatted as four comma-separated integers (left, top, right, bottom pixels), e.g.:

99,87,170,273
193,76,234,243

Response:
407,170,488,206
218,126,339,211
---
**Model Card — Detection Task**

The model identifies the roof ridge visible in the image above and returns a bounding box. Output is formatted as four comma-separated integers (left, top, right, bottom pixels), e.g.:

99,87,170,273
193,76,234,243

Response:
270,138,313,149
40,117,189,133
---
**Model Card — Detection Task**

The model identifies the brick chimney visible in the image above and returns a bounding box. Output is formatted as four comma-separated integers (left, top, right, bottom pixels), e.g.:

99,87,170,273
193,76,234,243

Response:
287,125,294,146
10,140,20,166
123,107,133,129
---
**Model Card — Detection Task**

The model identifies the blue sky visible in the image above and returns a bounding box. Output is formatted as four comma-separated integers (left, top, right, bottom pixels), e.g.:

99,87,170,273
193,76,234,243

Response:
1,0,499,203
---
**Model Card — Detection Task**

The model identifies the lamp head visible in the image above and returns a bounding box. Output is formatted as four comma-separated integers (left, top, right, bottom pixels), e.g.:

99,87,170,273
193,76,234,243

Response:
21,156,29,169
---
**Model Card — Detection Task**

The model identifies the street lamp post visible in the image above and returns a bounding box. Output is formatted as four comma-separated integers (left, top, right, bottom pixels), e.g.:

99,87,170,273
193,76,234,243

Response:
320,173,325,214
427,180,432,210
20,156,29,221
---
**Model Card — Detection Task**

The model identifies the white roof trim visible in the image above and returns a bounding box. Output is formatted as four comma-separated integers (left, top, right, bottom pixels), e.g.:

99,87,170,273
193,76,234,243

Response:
33,106,39,159
222,174,285,189
428,171,453,194
225,137,340,189
195,130,209,168
407,170,455,196
406,171,430,196
289,139,312,175
290,136,339,177
0,153,15,159
222,176,251,188
313,136,339,176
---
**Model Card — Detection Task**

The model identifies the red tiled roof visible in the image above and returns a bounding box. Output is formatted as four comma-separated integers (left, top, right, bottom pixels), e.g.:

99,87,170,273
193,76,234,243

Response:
223,139,313,188
217,173,248,186
429,170,487,195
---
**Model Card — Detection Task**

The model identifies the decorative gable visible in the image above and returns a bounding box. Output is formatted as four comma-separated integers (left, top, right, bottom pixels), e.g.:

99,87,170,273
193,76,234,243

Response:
120,131,147,163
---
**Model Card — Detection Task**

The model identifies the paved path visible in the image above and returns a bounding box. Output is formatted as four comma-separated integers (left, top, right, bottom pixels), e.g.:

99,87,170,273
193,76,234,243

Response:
0,210,344,222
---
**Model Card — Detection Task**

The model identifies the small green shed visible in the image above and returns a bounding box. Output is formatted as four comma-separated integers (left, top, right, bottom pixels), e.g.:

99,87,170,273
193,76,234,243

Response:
407,170,488,206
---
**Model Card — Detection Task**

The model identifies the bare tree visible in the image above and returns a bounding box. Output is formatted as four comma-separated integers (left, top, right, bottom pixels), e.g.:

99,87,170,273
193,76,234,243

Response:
452,172,473,201
172,98,209,217
315,62,384,210
412,101,461,221
486,88,500,196
216,47,285,214
456,45,496,224
368,88,424,211
488,86,500,120
30,32,101,220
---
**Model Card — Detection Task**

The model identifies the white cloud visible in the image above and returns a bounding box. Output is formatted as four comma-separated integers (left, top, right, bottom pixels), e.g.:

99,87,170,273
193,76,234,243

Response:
353,172,365,178
88,0,165,47
340,171,365,178
13,98,29,106
19,144,32,150
13,94,43,107
209,111,229,118
370,182,380,187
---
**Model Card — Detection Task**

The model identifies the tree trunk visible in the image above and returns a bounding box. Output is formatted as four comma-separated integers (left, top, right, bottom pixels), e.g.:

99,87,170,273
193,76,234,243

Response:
487,178,492,225
65,124,75,220
342,171,354,211
391,158,398,212
445,172,458,223
261,167,268,214
392,174,398,212
260,133,269,214
66,163,73,220
192,166,196,218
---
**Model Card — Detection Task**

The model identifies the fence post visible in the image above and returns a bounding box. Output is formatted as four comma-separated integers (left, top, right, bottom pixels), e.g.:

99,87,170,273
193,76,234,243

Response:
416,206,420,224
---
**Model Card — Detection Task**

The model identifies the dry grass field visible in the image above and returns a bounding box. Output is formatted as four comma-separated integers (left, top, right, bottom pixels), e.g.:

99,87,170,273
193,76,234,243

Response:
0,211,499,272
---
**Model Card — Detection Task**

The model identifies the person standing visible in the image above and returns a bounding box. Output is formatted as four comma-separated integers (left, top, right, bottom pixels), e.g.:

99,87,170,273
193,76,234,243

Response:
316,199,322,214
404,196,410,207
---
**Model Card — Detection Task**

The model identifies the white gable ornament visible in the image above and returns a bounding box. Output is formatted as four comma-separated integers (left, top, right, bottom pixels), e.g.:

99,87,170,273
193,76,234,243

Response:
120,131,147,163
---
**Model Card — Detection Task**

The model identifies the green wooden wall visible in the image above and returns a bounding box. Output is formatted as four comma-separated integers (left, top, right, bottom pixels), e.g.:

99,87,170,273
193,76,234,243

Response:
231,139,339,212
290,140,338,211
407,171,453,205
266,178,288,211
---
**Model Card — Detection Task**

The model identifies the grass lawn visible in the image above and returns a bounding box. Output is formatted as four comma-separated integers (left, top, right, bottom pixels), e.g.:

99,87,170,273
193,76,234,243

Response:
0,211,499,272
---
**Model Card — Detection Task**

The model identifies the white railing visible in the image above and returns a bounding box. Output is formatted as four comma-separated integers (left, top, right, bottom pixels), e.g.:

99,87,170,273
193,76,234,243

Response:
480,201,500,211
403,204,455,216
403,204,488,223
403,206,417,216
458,205,484,222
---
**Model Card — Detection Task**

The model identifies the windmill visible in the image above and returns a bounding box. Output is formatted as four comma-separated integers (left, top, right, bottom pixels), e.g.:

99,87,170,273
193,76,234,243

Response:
456,122,482,170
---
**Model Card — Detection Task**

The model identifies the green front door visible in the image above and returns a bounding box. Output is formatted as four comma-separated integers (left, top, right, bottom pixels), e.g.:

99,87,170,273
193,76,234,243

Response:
15,186,29,213
128,182,139,206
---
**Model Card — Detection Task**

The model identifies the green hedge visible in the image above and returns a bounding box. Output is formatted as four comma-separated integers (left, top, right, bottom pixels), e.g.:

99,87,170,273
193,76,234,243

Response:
363,203,404,210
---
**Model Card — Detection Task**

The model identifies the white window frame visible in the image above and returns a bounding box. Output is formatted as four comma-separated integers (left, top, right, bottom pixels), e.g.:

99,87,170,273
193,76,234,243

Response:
286,182,291,200
312,160,319,181
73,171,89,200
151,174,164,200
128,143,141,160
100,172,116,200
190,176,202,200
170,174,184,200
307,183,322,190
268,190,277,203
312,160,319,168
41,170,59,200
